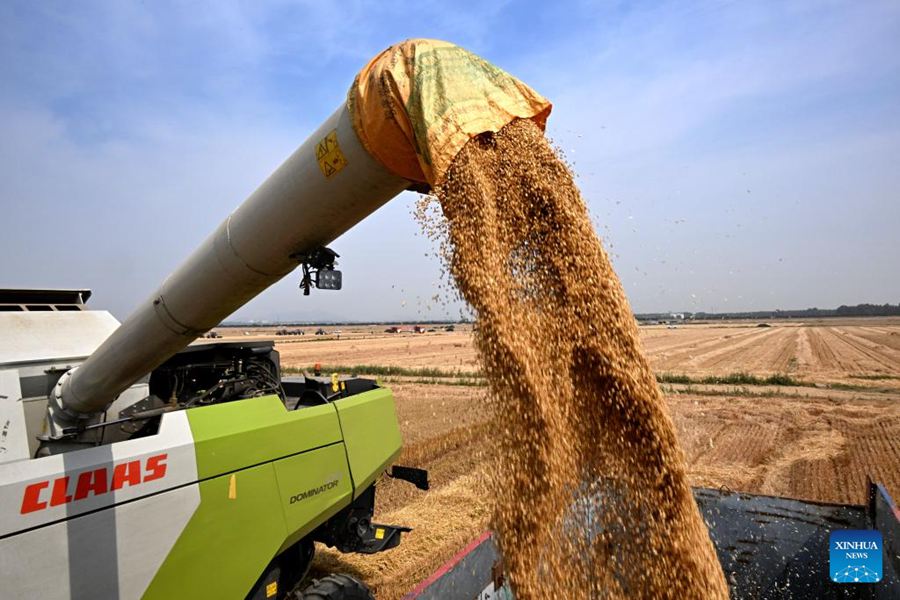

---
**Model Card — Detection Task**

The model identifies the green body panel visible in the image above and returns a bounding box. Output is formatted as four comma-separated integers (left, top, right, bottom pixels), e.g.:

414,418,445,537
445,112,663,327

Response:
273,443,353,552
334,387,403,495
144,388,402,599
188,395,343,479
143,461,287,599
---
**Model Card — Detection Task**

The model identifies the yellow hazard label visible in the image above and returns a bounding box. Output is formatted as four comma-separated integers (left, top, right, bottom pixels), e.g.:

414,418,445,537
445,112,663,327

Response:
375,527,385,540
316,130,348,179
228,474,237,500
266,581,278,597
331,373,339,393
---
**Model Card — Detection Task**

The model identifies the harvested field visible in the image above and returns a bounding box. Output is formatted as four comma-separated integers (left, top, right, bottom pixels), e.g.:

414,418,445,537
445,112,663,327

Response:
277,330,479,373
312,382,900,598
230,318,900,385
297,318,900,598
667,390,900,504
641,319,900,382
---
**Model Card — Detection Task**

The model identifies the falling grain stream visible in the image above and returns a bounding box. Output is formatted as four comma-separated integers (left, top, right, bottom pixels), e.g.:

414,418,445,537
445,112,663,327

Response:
428,119,728,598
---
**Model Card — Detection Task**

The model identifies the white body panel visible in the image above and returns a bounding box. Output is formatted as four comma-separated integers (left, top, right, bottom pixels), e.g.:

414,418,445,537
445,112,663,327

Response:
0,306,202,598
0,370,29,462
0,311,119,366
0,411,198,537
0,310,123,465
0,483,200,599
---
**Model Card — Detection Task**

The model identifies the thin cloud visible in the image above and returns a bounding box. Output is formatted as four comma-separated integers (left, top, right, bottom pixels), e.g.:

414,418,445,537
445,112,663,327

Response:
1,1,897,320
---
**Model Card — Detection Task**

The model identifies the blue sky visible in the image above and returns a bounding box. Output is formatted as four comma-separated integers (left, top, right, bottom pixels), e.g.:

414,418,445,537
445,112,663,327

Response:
1,1,898,321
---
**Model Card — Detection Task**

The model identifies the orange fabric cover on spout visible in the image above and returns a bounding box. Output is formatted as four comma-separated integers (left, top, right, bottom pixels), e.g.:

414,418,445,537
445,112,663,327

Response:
347,39,552,186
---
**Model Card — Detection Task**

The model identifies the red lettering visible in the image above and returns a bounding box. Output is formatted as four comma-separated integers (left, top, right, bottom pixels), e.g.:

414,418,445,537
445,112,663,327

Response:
111,460,142,490
74,468,109,501
20,481,49,514
143,454,167,482
50,476,72,506
20,455,170,517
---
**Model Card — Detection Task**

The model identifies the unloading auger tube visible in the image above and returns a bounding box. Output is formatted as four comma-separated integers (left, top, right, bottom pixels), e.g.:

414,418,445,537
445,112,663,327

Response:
44,38,552,439
44,103,410,437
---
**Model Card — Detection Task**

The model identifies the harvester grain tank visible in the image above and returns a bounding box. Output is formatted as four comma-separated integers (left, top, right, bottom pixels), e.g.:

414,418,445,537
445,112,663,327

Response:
0,39,553,599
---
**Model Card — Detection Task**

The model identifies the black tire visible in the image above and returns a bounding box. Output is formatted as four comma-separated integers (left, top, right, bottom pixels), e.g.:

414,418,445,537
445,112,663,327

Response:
298,574,374,600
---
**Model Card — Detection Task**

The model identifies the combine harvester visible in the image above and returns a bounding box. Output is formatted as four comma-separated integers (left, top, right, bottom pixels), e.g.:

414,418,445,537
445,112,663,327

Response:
0,39,550,599
1,39,897,599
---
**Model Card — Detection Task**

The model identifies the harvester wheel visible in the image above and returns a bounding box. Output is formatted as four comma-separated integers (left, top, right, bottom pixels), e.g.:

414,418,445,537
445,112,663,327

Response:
298,574,374,600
